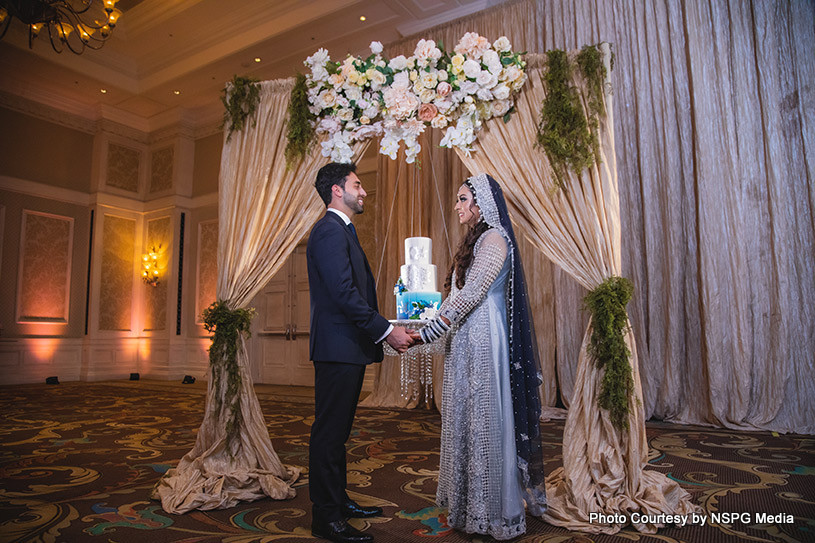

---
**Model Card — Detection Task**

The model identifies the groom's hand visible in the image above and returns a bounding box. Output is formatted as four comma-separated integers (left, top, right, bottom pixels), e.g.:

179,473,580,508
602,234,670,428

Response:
386,326,413,353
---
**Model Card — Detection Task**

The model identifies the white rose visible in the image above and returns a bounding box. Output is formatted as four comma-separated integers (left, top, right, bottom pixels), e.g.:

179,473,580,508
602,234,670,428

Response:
460,80,480,95
482,49,502,74
434,98,453,113
345,86,362,102
463,59,481,79
476,70,498,89
370,41,383,54
337,108,354,121
389,55,409,71
493,36,511,53
503,65,522,82
437,70,449,81
317,117,341,134
492,84,510,100
476,88,493,101
363,104,380,118
392,71,410,89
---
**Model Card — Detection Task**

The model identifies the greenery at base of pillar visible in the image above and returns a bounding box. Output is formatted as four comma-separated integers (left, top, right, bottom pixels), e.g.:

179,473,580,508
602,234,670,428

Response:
202,300,257,454
584,276,634,431
536,44,609,189
285,72,317,167
221,75,261,142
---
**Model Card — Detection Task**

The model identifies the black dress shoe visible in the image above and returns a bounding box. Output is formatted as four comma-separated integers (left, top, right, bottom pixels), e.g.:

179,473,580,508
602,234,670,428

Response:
311,518,373,543
342,500,384,518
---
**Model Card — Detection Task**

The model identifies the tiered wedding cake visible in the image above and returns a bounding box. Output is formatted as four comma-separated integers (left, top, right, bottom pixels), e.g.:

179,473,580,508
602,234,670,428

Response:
394,237,442,320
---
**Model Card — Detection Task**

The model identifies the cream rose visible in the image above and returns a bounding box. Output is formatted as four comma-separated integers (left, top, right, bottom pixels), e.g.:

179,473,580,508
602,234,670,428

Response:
318,89,337,109
430,114,449,128
420,71,438,89
419,88,436,103
491,99,511,117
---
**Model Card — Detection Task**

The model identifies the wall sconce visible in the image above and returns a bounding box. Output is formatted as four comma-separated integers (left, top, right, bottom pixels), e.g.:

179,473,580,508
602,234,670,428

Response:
142,244,162,287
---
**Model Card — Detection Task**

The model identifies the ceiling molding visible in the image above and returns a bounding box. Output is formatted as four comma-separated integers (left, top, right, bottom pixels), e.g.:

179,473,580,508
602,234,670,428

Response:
0,91,98,134
396,0,493,37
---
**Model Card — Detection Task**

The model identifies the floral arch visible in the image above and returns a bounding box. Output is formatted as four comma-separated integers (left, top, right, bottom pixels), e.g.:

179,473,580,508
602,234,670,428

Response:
153,32,697,535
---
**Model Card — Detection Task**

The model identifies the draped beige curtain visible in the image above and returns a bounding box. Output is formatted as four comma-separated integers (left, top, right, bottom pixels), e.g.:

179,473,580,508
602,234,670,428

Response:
381,0,815,434
153,79,369,513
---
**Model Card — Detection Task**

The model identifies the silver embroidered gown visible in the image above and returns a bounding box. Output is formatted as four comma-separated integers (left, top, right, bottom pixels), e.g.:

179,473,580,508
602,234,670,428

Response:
436,228,527,540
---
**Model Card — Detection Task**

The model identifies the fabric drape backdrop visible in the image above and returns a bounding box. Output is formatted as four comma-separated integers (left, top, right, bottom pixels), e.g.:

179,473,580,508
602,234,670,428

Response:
153,79,369,513
377,0,815,434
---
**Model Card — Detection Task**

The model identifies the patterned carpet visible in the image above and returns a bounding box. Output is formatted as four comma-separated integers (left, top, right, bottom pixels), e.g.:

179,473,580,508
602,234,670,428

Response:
0,381,813,543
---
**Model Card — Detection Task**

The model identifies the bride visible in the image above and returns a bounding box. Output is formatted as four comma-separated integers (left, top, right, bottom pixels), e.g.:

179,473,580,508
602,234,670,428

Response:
411,173,547,539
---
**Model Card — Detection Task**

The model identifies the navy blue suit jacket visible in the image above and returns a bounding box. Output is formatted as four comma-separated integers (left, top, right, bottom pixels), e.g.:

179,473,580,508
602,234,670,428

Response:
307,211,390,365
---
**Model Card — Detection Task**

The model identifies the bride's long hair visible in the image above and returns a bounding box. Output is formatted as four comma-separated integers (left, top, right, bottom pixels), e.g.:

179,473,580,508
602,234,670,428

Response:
444,218,489,293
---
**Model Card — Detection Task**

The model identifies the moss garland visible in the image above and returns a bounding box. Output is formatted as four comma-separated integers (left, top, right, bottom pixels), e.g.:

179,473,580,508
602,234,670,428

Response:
583,276,634,431
221,75,261,142
285,72,317,167
202,300,256,454
576,44,607,119
536,44,609,189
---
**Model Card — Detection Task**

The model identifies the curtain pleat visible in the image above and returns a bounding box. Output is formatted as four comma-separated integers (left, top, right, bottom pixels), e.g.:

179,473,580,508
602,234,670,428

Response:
374,0,815,434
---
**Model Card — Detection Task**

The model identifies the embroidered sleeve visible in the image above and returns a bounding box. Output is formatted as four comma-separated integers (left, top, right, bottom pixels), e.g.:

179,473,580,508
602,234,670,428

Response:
420,229,507,344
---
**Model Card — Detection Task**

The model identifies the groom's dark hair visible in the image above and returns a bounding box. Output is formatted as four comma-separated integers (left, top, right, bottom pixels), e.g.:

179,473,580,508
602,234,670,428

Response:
315,162,357,206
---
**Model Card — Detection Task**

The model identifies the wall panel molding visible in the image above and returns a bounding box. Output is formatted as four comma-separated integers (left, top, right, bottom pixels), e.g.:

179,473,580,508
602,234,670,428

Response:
16,211,74,324
196,219,218,324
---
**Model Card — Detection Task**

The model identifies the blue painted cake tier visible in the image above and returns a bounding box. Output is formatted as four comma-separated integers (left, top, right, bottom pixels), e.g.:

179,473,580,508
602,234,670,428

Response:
396,292,442,320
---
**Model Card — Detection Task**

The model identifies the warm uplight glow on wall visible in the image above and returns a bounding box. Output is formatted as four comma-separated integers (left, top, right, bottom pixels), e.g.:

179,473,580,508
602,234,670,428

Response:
142,244,162,286
29,337,60,360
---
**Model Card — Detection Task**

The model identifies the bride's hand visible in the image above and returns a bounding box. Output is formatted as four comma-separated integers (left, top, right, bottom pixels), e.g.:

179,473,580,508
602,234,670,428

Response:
406,329,423,345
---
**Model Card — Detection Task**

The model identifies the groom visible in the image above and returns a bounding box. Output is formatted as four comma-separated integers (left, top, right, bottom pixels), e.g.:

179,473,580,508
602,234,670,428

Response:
307,162,413,543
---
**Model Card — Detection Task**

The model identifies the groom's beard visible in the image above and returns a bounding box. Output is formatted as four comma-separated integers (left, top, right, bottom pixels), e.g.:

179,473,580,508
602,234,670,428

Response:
342,190,364,214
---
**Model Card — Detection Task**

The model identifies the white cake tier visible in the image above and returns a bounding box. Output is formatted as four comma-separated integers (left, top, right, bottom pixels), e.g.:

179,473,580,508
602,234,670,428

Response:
401,264,437,292
404,237,432,265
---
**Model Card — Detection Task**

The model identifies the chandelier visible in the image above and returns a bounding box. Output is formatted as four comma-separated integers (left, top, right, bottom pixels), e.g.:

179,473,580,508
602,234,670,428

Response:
0,0,122,54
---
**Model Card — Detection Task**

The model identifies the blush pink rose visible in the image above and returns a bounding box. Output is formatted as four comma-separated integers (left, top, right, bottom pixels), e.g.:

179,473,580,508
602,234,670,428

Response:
418,103,439,122
436,81,452,97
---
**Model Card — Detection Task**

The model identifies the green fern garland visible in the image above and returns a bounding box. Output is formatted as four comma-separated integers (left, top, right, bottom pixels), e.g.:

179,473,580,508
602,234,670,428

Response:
221,75,261,142
536,44,609,189
285,72,317,167
583,276,635,431
202,300,256,454
576,44,607,119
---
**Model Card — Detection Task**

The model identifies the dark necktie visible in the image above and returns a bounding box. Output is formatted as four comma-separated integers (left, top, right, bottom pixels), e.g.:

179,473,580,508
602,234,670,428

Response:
347,222,358,242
